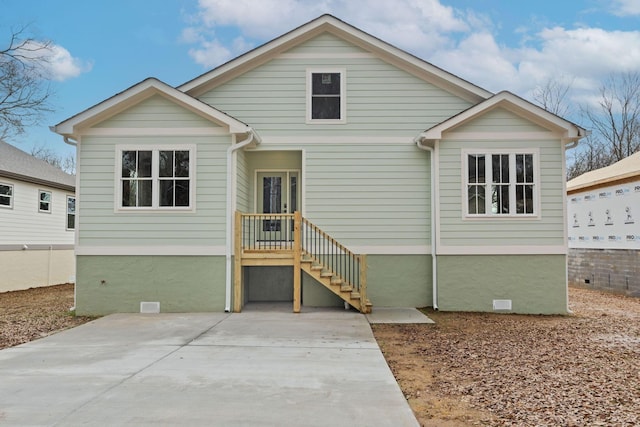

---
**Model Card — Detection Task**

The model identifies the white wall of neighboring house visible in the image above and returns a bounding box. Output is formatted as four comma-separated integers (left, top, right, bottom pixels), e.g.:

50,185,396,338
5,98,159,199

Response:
567,153,640,297
568,181,640,249
0,177,75,292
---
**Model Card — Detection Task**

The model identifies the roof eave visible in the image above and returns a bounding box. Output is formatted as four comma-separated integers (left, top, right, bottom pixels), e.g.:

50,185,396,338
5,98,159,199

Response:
178,14,492,102
52,78,252,138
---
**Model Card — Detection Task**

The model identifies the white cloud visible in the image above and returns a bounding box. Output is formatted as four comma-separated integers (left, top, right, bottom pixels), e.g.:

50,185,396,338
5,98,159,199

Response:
46,44,92,81
183,0,640,112
18,40,92,82
611,0,640,16
185,0,475,66
188,38,233,68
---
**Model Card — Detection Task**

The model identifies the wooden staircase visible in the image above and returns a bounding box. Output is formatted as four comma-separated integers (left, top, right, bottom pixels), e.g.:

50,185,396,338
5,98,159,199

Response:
234,211,371,313
300,252,372,314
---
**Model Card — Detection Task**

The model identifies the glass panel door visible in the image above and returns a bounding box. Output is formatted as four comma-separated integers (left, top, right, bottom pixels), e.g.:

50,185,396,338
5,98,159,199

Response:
257,171,299,242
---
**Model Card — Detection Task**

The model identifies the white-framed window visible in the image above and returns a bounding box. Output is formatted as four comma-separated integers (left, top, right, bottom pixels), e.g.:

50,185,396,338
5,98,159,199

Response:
116,146,195,211
306,68,346,123
464,150,538,217
39,190,52,213
0,182,13,208
66,196,76,230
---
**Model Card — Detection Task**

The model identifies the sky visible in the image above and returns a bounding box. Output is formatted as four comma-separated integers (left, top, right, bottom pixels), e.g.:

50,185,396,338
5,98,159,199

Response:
2,0,640,162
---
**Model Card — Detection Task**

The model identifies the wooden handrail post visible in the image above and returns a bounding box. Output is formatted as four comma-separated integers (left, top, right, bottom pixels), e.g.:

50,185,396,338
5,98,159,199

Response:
359,254,368,313
293,211,302,313
233,211,243,312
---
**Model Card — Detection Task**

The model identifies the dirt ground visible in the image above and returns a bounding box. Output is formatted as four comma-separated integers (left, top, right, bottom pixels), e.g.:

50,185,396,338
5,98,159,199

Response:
1,285,638,426
0,283,94,350
373,287,640,426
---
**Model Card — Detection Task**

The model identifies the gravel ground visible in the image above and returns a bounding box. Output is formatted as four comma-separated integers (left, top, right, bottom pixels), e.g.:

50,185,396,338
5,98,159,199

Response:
0,283,94,350
372,287,640,426
2,285,638,426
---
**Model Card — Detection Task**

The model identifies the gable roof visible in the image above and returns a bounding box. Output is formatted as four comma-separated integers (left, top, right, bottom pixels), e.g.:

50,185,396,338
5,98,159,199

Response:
178,14,492,103
418,91,588,142
567,151,640,193
0,140,75,191
52,78,253,139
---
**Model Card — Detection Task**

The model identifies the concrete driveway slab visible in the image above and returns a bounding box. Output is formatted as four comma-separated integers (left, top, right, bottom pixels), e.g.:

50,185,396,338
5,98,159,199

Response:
0,311,419,426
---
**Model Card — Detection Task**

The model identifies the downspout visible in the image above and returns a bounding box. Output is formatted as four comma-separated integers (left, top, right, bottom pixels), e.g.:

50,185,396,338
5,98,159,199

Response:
563,129,585,313
414,135,438,310
60,133,78,311
225,129,259,312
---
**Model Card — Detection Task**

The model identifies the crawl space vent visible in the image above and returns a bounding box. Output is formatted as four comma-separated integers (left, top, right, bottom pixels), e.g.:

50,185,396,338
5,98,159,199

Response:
493,299,512,311
140,302,160,313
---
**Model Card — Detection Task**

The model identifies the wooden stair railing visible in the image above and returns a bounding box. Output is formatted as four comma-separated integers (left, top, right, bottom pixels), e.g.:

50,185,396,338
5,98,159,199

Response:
300,216,371,314
235,211,371,313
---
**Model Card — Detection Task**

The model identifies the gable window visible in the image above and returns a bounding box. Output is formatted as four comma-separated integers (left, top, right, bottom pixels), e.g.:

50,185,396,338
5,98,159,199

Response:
307,69,346,123
39,190,52,213
66,196,76,230
117,146,194,210
0,183,13,208
465,151,538,217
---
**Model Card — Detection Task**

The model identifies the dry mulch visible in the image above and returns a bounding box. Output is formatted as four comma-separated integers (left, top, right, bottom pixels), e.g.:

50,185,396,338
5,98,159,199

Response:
0,283,94,350
2,285,638,426
372,287,640,426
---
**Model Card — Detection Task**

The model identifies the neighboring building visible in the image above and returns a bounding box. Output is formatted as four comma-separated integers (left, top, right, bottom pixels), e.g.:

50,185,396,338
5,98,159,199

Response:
0,140,76,292
52,15,586,316
567,152,640,296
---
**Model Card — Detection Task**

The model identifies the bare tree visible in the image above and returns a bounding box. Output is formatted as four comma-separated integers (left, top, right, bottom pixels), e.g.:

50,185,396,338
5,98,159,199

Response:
566,134,612,180
30,145,76,175
583,72,640,163
0,25,54,140
533,76,574,117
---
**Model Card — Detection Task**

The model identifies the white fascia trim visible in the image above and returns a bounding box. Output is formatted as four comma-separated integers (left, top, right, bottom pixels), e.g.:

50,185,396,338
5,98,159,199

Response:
257,136,414,145
54,78,250,137
438,245,567,255
442,131,557,141
348,245,431,255
82,127,230,137
420,92,584,142
75,246,226,256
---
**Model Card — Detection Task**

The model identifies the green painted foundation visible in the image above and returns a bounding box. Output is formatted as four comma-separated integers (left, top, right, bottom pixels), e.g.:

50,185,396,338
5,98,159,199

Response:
301,254,433,308
436,254,568,314
75,256,226,315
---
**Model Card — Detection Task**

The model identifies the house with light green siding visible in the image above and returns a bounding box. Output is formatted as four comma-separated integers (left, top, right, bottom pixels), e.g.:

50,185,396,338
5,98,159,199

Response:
52,15,586,316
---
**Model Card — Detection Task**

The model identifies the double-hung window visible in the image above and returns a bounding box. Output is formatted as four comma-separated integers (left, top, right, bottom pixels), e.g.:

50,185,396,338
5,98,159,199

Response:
39,190,52,213
0,183,13,208
465,150,538,217
307,69,346,123
117,146,194,210
66,196,76,229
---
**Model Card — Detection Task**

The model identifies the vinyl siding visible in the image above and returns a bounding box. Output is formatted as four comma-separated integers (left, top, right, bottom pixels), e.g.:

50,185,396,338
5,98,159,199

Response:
451,107,551,133
300,141,430,248
236,149,250,212
0,177,74,245
95,94,220,128
438,110,565,247
198,33,471,136
78,134,231,247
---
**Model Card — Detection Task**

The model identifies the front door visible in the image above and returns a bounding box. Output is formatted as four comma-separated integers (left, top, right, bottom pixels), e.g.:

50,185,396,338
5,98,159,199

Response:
256,171,299,242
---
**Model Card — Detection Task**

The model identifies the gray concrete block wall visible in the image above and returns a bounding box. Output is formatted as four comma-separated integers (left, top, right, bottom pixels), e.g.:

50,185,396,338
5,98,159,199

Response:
568,248,640,297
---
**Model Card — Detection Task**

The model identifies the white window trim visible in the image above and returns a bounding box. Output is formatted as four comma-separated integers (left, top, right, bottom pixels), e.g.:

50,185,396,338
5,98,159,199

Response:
0,182,13,209
66,195,76,230
114,145,196,212
38,189,52,214
461,148,540,220
306,68,346,124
